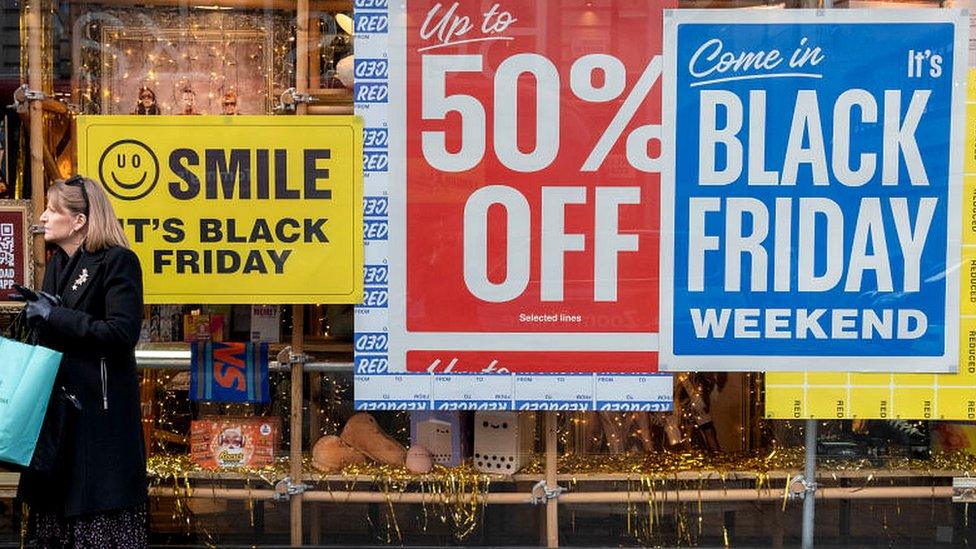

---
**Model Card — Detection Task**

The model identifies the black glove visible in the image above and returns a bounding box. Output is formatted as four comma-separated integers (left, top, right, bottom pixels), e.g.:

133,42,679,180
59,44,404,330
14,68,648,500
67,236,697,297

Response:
23,290,60,325
10,283,39,303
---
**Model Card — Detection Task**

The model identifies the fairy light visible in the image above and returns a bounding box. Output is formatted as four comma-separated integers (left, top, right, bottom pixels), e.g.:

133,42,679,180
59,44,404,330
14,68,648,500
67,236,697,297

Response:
75,7,295,114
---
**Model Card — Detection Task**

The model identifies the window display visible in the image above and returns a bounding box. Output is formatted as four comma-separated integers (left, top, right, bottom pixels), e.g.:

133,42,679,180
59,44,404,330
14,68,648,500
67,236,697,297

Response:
76,9,294,116
3,1,976,548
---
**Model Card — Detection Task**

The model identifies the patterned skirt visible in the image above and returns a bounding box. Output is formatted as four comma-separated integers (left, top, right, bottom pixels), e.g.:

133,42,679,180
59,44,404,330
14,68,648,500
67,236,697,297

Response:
25,504,147,549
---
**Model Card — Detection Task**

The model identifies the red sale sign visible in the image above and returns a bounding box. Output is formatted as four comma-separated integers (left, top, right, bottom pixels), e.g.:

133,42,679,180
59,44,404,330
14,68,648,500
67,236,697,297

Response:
0,203,31,304
395,0,672,373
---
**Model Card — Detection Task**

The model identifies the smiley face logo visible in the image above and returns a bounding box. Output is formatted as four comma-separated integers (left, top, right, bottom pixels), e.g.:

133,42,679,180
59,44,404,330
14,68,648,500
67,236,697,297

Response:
98,139,160,200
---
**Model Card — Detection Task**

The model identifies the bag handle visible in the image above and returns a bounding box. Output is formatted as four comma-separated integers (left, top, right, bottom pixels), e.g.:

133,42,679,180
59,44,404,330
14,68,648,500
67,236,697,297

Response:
7,306,38,345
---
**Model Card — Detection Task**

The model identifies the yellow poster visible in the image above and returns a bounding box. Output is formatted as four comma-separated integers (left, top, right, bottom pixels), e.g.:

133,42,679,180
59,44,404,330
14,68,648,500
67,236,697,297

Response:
765,79,976,420
76,115,363,304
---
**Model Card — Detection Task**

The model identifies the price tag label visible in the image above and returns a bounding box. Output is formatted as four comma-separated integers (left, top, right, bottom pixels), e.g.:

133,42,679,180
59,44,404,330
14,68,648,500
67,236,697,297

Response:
514,375,593,411
355,374,431,410
432,374,514,410
595,375,673,412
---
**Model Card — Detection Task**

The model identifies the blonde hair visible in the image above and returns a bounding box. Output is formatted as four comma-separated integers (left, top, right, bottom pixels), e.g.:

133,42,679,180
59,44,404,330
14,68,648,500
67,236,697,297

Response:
48,176,130,252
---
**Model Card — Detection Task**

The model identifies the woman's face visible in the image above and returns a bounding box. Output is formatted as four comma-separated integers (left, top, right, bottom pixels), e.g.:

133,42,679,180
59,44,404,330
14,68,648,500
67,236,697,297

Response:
139,90,154,108
181,91,195,112
39,196,85,247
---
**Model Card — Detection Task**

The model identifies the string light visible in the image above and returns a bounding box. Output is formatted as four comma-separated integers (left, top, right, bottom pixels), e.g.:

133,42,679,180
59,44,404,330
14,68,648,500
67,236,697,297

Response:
76,7,295,114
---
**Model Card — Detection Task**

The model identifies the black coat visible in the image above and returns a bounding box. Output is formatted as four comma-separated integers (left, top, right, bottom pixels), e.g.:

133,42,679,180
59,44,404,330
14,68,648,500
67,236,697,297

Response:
17,245,147,517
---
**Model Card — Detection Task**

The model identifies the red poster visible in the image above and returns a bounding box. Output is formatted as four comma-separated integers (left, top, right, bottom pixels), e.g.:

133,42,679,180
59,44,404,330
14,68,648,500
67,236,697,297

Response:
0,207,28,302
399,0,671,373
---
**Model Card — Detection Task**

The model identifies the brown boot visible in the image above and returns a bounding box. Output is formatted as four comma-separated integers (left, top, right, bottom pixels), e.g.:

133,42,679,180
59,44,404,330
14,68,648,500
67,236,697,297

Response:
311,435,368,473
340,413,407,466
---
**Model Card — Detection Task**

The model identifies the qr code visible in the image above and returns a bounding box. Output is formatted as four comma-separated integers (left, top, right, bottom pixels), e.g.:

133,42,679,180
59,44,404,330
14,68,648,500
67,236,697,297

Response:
0,223,14,267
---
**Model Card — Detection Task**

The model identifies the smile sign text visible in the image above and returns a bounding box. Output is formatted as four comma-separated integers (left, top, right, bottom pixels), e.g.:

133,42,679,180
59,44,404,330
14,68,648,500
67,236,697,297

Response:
77,115,364,304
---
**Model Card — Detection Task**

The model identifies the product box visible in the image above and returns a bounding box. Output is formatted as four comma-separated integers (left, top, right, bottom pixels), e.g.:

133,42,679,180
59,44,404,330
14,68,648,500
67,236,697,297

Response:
409,412,472,467
190,416,281,470
149,305,183,342
473,411,536,475
250,305,280,343
205,305,231,337
183,313,224,342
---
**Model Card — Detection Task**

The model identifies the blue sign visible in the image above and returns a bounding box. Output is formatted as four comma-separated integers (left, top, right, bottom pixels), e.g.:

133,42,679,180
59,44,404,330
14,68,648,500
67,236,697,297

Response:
596,401,672,412
364,196,389,216
354,12,389,34
357,400,430,410
435,400,513,410
661,11,965,372
355,58,390,79
363,218,388,241
363,127,389,149
354,332,389,353
353,0,387,9
363,151,389,172
355,355,389,373
363,263,389,285
355,82,389,103
361,286,389,308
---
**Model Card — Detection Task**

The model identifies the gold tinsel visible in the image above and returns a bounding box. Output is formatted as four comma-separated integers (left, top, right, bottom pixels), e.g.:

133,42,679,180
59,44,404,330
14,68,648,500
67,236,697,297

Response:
142,449,976,546
147,455,492,544
313,461,491,543
137,368,976,546
522,448,976,476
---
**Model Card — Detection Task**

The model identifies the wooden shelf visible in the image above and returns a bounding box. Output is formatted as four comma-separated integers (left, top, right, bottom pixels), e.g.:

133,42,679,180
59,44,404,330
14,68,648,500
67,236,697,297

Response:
309,88,353,105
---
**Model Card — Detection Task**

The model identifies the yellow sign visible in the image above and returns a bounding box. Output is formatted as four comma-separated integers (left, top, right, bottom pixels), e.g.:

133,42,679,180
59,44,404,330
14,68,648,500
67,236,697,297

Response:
765,92,976,420
76,115,363,304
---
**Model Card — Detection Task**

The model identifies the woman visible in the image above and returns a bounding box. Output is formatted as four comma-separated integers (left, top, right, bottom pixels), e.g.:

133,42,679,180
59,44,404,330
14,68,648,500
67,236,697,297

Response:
16,175,147,548
220,89,239,115
133,86,160,115
178,86,198,115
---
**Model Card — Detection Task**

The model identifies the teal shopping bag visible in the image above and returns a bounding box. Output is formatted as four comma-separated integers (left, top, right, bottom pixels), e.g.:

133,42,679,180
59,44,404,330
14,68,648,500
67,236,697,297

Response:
0,336,62,467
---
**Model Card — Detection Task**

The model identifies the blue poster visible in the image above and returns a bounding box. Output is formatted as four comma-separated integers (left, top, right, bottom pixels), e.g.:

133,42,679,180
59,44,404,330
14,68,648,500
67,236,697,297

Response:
660,10,967,372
